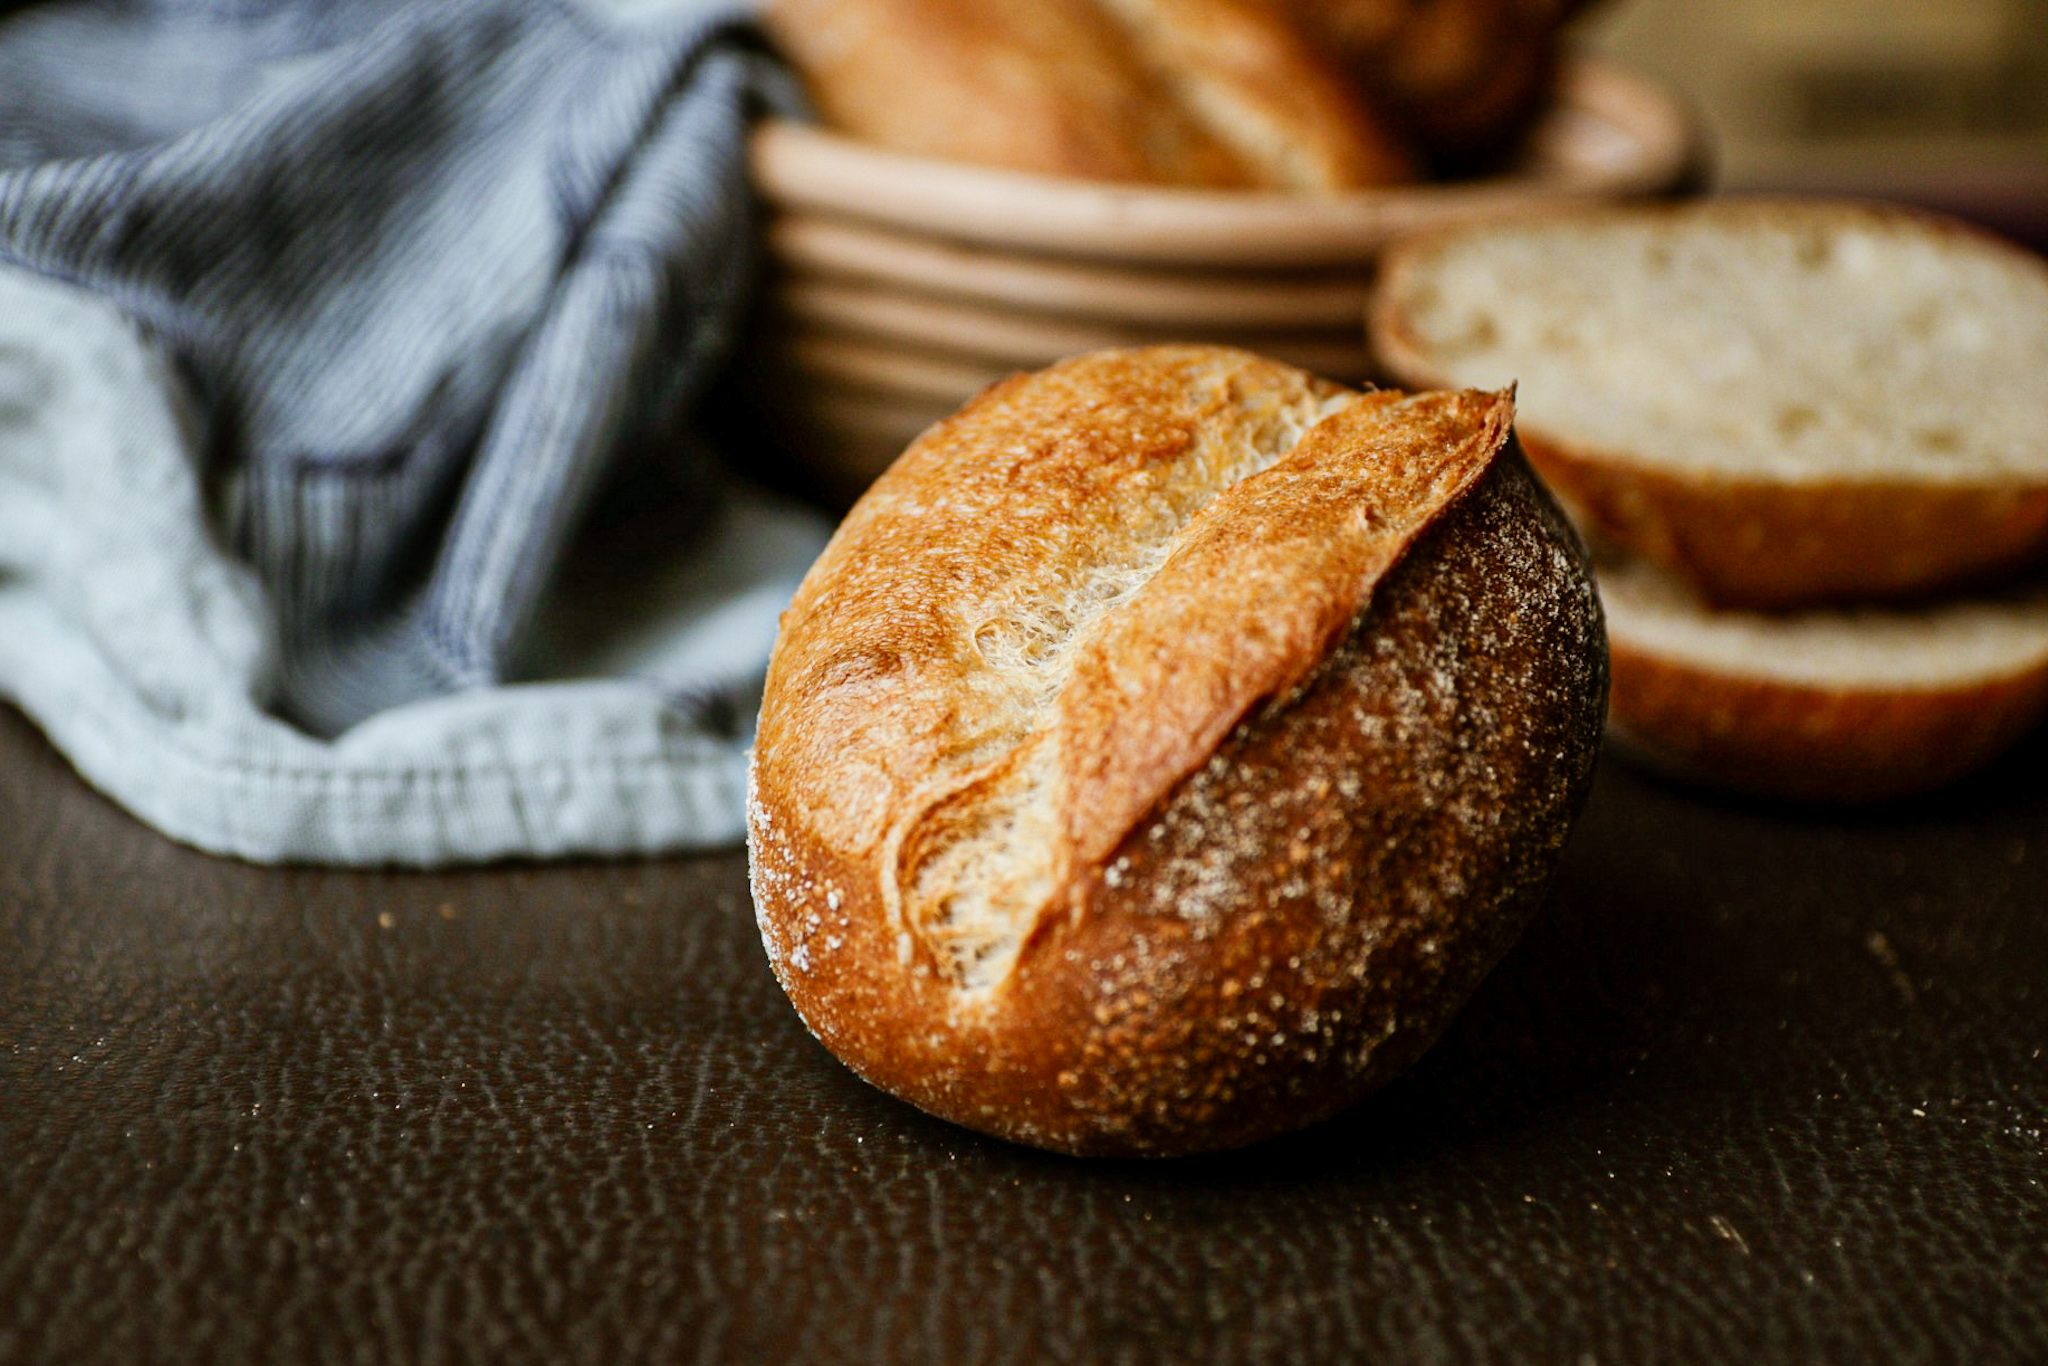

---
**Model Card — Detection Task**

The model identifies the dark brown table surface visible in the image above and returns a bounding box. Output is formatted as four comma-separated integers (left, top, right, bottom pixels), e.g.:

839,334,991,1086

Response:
3,699,2045,1365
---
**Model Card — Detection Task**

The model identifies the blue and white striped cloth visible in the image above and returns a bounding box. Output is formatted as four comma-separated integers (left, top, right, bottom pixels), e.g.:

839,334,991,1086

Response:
0,0,830,864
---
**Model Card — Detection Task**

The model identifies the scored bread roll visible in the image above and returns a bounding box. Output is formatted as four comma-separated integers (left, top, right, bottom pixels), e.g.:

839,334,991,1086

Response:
748,346,1607,1156
1601,556,2048,803
1370,199,2048,609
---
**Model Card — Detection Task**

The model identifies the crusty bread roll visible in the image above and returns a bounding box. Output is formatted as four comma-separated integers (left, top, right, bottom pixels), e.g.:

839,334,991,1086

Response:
1370,199,2048,610
748,346,1607,1156
762,0,1416,190
1600,555,2048,803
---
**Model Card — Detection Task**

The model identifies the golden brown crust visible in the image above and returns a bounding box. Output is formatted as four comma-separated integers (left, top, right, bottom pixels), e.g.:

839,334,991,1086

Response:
749,346,1607,1155
1606,641,2048,804
1053,387,1511,870
762,0,1415,189
762,0,1251,186
755,348,1344,861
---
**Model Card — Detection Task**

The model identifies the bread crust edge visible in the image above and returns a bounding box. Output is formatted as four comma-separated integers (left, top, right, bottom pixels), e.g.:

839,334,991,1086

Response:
1606,635,2048,804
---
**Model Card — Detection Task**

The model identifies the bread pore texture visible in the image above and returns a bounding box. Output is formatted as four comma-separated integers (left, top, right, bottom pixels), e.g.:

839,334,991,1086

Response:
1371,199,2048,608
749,346,1608,1156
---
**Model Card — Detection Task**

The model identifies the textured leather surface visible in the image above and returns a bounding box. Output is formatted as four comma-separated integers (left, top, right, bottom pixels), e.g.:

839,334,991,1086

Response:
3,700,2045,1364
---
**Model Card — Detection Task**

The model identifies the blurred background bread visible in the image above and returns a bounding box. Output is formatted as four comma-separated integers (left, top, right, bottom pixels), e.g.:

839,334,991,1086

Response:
760,0,1594,190
763,0,1325,189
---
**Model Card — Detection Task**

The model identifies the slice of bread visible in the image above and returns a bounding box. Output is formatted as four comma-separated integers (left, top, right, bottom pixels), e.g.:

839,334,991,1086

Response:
1371,199,2048,608
1600,554,2048,802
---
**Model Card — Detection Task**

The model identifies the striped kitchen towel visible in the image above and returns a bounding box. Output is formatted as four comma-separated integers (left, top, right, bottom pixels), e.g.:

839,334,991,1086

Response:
0,0,830,864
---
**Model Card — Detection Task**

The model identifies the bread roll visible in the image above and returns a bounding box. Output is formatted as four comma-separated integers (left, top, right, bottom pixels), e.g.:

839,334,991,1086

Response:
748,346,1607,1156
1370,199,2048,609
